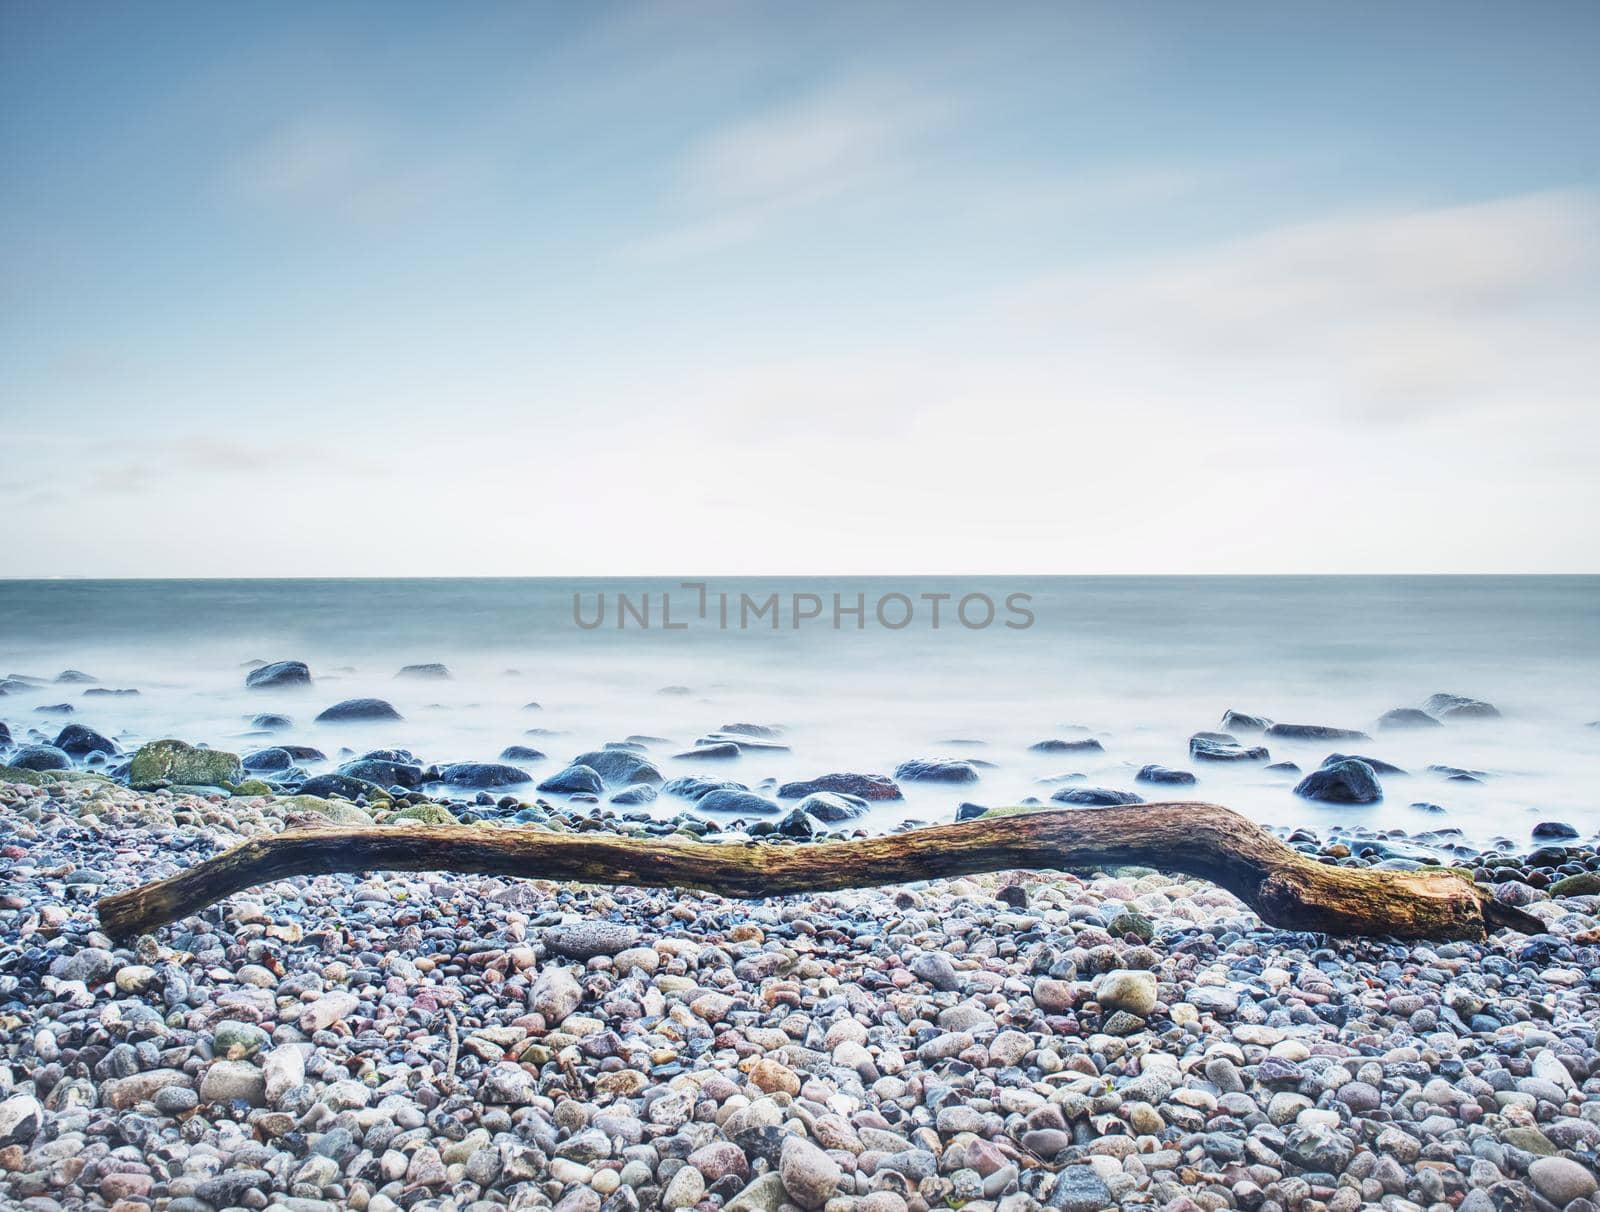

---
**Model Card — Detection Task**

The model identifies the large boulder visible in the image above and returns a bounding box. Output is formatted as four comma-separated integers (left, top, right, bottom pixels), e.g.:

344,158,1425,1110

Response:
1049,786,1142,806
7,744,71,772
242,747,295,772
776,773,902,801
396,663,451,679
340,757,429,788
1424,692,1500,721
315,698,403,723
1265,723,1370,742
297,772,388,801
697,789,781,815
1219,709,1272,732
1293,758,1382,804
795,791,870,822
1135,764,1195,786
569,749,662,787
52,724,118,758
245,660,311,690
1029,738,1104,754
438,762,531,788
1376,708,1440,731
1189,733,1269,762
538,765,605,795
499,745,545,762
895,759,980,784
129,740,242,788
1322,751,1406,775
675,742,742,760
250,713,292,730
661,776,747,800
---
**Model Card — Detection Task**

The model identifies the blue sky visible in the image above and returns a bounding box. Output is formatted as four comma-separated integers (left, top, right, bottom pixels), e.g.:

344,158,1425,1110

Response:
2,1,1597,575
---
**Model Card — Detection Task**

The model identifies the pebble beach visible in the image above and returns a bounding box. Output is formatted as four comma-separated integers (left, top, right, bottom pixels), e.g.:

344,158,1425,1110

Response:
3,771,1599,1212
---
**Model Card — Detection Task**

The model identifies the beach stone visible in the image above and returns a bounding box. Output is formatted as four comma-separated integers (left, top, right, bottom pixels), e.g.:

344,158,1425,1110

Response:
1095,970,1158,1016
726,1173,788,1212
438,761,531,787
776,772,903,801
1528,1158,1597,1205
539,764,606,795
1378,707,1441,730
263,1044,306,1105
396,662,450,678
1033,978,1076,1012
779,1135,841,1209
1425,692,1500,720
1267,722,1370,740
314,697,402,722
53,723,117,757
7,744,71,771
0,1096,42,1146
1135,764,1195,785
570,748,663,786
1294,758,1382,804
299,990,359,1032
128,739,242,788
1533,820,1580,840
796,791,869,821
102,1069,192,1110
698,788,781,815
247,659,311,689
895,759,980,784
532,965,583,1023
200,1060,267,1106
1048,1165,1112,1212
543,921,640,958
1190,734,1269,762
1050,786,1142,806
910,952,961,991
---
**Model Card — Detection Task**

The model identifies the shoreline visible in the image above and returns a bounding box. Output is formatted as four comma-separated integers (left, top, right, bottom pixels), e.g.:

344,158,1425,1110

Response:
2,777,1599,1210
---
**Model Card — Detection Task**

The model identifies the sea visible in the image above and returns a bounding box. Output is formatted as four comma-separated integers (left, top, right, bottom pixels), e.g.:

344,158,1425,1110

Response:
1,577,1596,847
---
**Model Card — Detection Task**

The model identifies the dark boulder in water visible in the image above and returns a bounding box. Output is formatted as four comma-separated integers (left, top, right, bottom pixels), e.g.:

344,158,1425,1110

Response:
1266,723,1370,742
438,762,531,789
778,808,816,838
1265,761,1301,775
298,772,387,801
250,713,292,730
695,732,790,753
796,791,870,821
1293,758,1382,804
1190,733,1269,762
570,748,663,787
0,721,10,747
675,742,742,761
246,660,312,690
698,788,781,815
54,670,97,684
1136,764,1195,786
1322,752,1406,775
9,744,71,772
1377,708,1441,731
315,698,403,723
1050,786,1143,806
36,703,73,715
84,687,140,697
53,724,118,758
720,723,784,738
1029,738,1104,754
1220,709,1272,732
499,745,546,762
340,757,428,788
1531,820,1580,840
1410,801,1447,813
610,784,658,806
955,802,987,822
1424,692,1501,721
397,663,451,679
279,744,326,762
243,747,295,772
777,772,903,801
538,764,606,795
1428,763,1487,783
661,776,746,800
895,759,980,784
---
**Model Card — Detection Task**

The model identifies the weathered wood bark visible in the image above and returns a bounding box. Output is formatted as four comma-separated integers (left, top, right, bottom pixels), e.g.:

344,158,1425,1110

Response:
96,802,1540,941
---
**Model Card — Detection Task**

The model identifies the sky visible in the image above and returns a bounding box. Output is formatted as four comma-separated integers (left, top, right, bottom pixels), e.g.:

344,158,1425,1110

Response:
1,1,1597,576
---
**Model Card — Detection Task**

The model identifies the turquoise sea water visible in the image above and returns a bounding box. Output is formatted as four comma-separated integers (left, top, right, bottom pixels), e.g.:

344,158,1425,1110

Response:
1,577,1596,845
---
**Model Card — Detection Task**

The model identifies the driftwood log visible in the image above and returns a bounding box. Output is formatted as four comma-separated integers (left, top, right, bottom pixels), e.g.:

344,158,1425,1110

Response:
96,802,1540,941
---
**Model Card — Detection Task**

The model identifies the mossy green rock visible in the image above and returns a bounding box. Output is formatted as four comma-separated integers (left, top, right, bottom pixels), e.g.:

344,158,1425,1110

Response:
129,740,242,790
274,794,372,824
233,779,275,797
1550,872,1600,898
0,764,48,786
1108,911,1156,942
393,803,457,825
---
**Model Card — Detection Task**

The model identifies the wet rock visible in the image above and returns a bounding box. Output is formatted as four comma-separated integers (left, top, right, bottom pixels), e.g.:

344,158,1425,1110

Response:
1096,969,1158,1016
246,659,312,689
796,791,869,821
1424,692,1501,720
315,697,403,722
53,723,118,757
777,772,903,801
542,922,640,959
1220,709,1272,732
1266,722,1370,741
780,1136,840,1209
1049,786,1142,806
396,662,451,679
698,788,781,815
251,712,292,729
610,784,658,805
438,762,531,788
1294,758,1382,804
298,772,387,801
1532,821,1580,840
539,766,605,795
340,756,428,787
1322,751,1406,775
0,1095,42,1147
7,743,71,772
129,739,242,788
1135,764,1195,785
1190,733,1269,762
499,744,546,761
571,748,663,786
1378,707,1441,731
895,759,981,783
676,742,742,760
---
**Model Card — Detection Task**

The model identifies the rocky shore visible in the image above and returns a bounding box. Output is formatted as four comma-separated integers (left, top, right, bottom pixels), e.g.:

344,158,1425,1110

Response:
2,774,1599,1212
